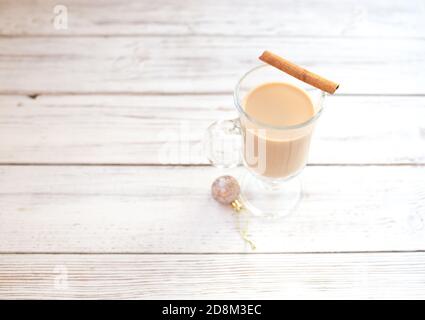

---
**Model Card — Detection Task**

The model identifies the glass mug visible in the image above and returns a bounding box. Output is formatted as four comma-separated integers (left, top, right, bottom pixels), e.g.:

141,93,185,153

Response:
205,64,325,217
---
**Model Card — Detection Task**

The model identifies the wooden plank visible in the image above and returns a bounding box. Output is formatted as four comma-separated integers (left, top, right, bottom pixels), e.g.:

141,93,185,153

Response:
0,94,234,165
0,37,424,95
0,95,424,165
0,165,424,253
0,252,424,299
0,0,424,38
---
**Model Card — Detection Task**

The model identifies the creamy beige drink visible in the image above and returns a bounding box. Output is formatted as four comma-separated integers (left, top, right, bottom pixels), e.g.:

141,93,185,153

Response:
241,82,315,179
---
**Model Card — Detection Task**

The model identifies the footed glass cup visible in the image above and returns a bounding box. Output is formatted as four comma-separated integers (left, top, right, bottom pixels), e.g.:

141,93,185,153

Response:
205,64,325,217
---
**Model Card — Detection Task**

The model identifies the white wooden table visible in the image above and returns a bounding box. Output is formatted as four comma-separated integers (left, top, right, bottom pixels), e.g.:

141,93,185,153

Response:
0,0,424,299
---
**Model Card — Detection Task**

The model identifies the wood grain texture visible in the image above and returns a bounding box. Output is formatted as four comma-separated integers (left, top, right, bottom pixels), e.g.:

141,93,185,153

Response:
0,253,424,299
0,165,424,253
1,0,424,300
1,95,424,165
0,37,424,95
0,0,424,37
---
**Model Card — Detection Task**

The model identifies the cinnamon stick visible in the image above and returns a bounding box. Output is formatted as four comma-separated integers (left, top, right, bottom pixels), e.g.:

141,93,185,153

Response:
259,50,339,94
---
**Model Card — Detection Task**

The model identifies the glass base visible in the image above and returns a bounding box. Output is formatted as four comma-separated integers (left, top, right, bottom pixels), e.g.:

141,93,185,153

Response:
239,172,302,218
